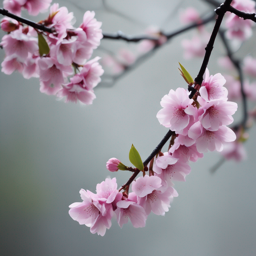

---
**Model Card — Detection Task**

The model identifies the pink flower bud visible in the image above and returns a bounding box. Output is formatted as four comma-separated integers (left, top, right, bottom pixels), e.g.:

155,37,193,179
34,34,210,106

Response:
106,158,121,172
1,18,19,32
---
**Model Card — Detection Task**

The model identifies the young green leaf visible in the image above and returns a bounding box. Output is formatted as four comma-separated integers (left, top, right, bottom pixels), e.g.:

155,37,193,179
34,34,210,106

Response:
38,33,50,57
179,62,194,84
129,144,144,171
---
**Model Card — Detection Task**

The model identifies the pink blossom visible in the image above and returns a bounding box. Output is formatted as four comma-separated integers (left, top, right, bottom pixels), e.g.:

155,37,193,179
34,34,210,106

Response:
72,29,93,65
221,141,247,162
243,56,256,78
218,56,234,71
223,75,241,100
244,81,256,101
1,17,19,32
180,7,201,24
94,177,119,204
38,57,73,95
47,4,75,44
3,0,51,16
101,55,124,75
197,98,237,131
116,49,136,66
23,0,52,16
154,152,178,170
188,121,236,153
225,0,255,41
57,57,103,104
80,11,102,49
137,40,155,54
69,189,113,236
182,31,210,59
199,69,228,102
115,193,147,228
23,54,39,79
1,55,24,75
137,26,166,54
138,186,178,216
157,87,193,133
106,158,121,172
51,37,76,66
132,175,162,198
3,0,23,15
1,28,38,61
155,160,191,184
169,142,203,163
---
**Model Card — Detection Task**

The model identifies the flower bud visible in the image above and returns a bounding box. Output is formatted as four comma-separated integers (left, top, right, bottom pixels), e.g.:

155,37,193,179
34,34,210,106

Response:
1,18,19,32
106,158,121,172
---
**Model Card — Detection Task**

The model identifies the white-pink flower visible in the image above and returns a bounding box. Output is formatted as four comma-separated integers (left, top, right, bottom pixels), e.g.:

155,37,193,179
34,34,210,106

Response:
132,175,162,198
197,97,237,131
225,0,255,41
243,56,256,78
115,193,147,228
180,7,201,24
169,142,203,163
157,87,194,133
224,75,241,100
199,69,228,102
182,31,210,59
221,141,247,162
138,186,178,216
155,160,191,183
188,121,236,153
69,189,113,236
1,55,24,75
80,11,102,49
38,57,73,95
57,57,103,104
1,28,38,61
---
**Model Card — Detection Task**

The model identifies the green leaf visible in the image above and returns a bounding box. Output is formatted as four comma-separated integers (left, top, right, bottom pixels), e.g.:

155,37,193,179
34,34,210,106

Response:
129,144,144,171
179,62,194,84
38,33,50,57
117,162,127,171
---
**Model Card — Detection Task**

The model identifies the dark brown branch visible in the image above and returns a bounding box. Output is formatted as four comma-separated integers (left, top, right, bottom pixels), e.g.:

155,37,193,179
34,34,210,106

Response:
204,0,256,23
218,30,248,130
103,31,158,42
190,0,233,99
103,13,215,43
228,5,256,22
0,8,53,33
121,130,174,189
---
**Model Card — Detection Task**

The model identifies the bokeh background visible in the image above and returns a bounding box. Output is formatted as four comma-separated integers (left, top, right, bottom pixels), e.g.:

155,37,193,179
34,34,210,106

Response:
1,0,256,255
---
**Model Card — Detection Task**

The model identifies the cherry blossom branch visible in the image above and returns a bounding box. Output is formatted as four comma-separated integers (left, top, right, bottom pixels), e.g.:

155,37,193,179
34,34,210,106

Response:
101,12,215,87
103,12,215,42
204,0,256,23
190,0,233,99
228,5,256,22
103,32,159,42
218,29,248,130
121,130,174,190
0,8,53,33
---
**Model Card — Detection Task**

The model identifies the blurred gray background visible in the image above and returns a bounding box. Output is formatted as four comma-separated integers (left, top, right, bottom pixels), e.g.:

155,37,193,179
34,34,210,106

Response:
1,0,256,255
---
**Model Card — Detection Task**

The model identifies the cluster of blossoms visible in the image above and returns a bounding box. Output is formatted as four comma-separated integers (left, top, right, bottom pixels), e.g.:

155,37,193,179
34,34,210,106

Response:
180,7,210,59
225,0,256,41
101,26,167,76
218,55,256,161
1,1,103,104
181,0,256,59
69,69,237,235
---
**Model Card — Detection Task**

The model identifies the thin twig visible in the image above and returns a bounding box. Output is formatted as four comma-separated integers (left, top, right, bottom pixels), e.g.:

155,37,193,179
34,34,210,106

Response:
0,8,53,33
190,0,233,99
